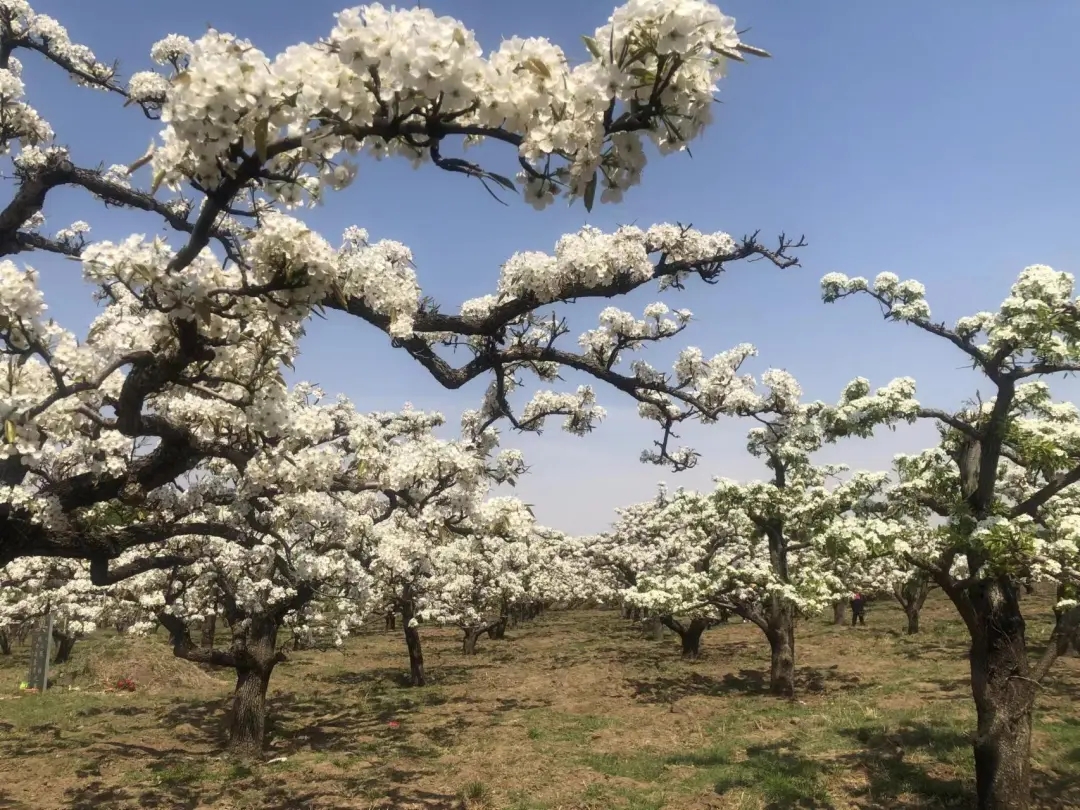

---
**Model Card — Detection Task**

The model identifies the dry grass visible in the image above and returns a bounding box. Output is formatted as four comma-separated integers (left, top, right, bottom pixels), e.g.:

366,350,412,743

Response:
56,634,224,695
0,589,1077,809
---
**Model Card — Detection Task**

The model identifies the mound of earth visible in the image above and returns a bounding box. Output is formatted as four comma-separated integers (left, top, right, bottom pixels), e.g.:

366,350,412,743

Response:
58,635,225,694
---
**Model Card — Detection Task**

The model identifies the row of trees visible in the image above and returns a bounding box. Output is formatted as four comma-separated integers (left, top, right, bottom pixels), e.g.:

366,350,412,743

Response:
594,268,1080,809
0,1,1074,807
0,389,597,752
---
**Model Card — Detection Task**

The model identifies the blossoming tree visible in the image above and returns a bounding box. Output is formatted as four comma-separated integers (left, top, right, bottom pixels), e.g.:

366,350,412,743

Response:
0,557,132,663
613,369,908,692
821,265,1080,810
113,385,530,755
0,0,803,593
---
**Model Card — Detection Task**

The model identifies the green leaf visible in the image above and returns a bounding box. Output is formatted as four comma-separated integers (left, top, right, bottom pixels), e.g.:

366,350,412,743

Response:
254,118,270,162
581,35,603,59
485,172,518,192
524,57,552,79
149,170,165,196
583,171,598,212
126,141,156,176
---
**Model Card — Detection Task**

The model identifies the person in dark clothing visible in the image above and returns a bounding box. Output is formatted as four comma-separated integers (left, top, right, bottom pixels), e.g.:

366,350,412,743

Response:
850,592,866,626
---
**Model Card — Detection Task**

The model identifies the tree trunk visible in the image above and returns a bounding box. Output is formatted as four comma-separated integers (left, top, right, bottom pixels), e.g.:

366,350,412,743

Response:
905,608,921,635
201,613,217,648
462,627,483,655
766,617,796,696
894,577,932,637
226,617,280,758
486,619,506,640
681,618,708,659
1052,584,1078,655
832,600,847,626
962,578,1038,810
0,630,9,656
647,616,663,641
52,631,77,665
385,612,396,632
400,601,425,687
228,665,274,758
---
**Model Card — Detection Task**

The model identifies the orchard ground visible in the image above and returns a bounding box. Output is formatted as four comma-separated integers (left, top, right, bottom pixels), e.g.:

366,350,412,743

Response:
1,592,1077,810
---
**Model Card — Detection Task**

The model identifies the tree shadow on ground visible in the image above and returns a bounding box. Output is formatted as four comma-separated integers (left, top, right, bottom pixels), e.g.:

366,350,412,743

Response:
317,663,478,689
1033,764,1080,810
713,741,835,809
628,664,863,704
897,637,968,663
836,723,972,809
715,727,976,810
62,764,460,810
54,689,481,810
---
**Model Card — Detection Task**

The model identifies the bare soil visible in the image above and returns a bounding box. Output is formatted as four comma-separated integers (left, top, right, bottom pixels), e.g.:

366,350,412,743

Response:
0,589,1077,809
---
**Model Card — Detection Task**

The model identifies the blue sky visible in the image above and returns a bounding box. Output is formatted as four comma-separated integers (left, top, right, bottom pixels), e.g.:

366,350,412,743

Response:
21,0,1080,534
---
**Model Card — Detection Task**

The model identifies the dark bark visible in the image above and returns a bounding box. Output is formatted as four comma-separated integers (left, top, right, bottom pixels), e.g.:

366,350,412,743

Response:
486,619,506,640
961,578,1038,810
659,616,709,659
462,627,484,655
682,618,709,657
226,616,281,758
158,608,283,758
400,600,425,687
0,630,9,655
766,614,796,696
384,611,396,632
647,616,664,641
894,577,933,636
51,630,77,665
832,600,847,626
201,613,216,648
905,609,921,634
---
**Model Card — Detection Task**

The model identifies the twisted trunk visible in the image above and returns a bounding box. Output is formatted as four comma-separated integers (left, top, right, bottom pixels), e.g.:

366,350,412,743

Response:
462,627,484,655
486,619,506,640
662,616,710,659
0,630,9,656
51,630,77,665
400,599,425,687
894,577,933,636
832,600,847,626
